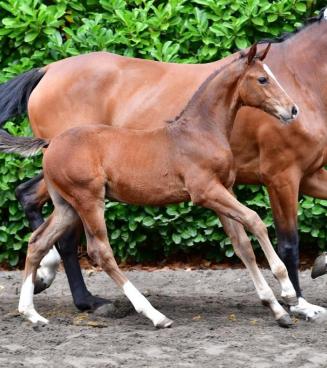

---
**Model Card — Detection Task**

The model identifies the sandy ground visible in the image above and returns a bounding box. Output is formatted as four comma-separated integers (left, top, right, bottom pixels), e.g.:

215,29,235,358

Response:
1,268,327,368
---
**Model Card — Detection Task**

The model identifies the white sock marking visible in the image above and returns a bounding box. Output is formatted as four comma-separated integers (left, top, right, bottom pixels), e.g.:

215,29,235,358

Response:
18,274,34,312
36,247,61,289
123,281,167,326
18,274,49,324
324,8,327,19
290,297,327,320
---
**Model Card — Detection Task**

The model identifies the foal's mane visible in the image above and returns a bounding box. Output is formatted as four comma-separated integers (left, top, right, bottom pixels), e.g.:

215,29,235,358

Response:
258,6,327,44
167,53,245,124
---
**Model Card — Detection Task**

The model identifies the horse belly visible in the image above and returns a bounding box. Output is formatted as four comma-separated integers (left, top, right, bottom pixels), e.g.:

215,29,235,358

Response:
107,175,189,206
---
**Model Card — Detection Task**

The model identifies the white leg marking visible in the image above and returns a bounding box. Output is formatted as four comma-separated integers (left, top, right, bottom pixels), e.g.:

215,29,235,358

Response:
280,276,297,301
290,297,327,321
123,281,172,327
36,247,61,289
18,274,49,324
325,254,327,266
324,8,327,19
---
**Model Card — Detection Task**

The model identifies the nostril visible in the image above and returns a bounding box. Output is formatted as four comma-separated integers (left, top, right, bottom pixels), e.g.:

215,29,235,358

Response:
291,105,298,117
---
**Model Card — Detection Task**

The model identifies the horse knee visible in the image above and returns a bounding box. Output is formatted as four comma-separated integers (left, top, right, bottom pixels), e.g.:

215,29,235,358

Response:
245,211,267,238
87,246,99,264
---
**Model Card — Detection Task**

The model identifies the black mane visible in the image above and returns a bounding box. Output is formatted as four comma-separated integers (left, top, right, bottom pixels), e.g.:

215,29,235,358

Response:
258,6,326,44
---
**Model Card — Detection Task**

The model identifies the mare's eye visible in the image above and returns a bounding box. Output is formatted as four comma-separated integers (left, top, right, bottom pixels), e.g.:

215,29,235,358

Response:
258,76,268,85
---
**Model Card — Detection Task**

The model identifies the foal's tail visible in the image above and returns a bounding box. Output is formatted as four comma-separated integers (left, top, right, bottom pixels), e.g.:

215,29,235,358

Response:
0,129,49,157
0,68,45,126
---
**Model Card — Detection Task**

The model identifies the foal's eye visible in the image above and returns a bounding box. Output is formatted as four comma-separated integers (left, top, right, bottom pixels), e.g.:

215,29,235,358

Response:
258,76,268,85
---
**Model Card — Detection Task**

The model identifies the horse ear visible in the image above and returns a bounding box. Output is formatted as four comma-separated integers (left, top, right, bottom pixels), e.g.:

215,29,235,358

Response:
258,43,271,61
247,43,257,65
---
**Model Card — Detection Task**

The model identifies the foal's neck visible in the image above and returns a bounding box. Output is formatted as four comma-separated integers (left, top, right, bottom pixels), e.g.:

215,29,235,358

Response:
175,58,245,138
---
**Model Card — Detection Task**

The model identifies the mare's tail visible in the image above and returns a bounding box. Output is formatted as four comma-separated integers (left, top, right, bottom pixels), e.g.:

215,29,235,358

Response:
0,68,45,126
0,129,49,157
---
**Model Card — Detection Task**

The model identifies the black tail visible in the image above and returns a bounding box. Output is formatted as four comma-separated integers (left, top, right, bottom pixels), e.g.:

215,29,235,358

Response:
0,129,49,157
0,68,45,126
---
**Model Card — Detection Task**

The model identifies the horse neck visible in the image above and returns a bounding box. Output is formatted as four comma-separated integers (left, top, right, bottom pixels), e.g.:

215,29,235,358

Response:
276,20,327,99
177,58,245,138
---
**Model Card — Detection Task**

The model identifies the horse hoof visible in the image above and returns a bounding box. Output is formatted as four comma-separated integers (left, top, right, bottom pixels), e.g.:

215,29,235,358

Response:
34,278,48,294
282,295,298,307
156,317,174,329
276,314,293,328
311,253,327,279
93,301,134,319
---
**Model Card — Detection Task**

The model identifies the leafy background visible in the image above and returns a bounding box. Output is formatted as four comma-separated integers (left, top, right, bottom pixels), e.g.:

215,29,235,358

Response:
0,0,325,266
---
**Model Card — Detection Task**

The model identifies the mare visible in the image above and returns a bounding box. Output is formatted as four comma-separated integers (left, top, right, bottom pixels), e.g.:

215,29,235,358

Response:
1,7,326,319
0,45,298,327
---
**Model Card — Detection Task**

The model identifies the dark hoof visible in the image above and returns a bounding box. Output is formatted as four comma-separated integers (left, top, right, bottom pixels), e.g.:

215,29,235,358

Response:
276,314,293,328
34,279,49,295
156,317,174,329
282,295,298,307
75,295,112,312
93,300,134,319
312,253,327,279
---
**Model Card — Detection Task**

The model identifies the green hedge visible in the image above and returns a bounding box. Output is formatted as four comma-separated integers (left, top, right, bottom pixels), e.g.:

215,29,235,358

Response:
0,0,325,266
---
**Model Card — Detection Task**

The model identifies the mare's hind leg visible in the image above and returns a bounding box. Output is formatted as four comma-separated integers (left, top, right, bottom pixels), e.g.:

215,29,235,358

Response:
57,222,110,311
75,198,173,328
16,172,111,311
18,196,79,324
219,214,292,327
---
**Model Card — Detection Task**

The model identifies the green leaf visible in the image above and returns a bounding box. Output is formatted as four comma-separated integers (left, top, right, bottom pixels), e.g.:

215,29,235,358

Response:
235,37,248,49
295,3,306,12
24,31,39,43
142,217,155,227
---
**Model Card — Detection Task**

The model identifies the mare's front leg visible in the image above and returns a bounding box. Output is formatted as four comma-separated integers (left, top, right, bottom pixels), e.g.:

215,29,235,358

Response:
16,172,111,311
267,169,326,320
75,197,173,328
301,168,327,279
189,178,297,325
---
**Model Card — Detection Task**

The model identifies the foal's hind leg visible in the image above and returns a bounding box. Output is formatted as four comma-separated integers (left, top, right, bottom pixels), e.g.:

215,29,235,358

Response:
16,173,61,292
75,200,173,328
218,214,292,327
16,173,111,311
18,201,78,324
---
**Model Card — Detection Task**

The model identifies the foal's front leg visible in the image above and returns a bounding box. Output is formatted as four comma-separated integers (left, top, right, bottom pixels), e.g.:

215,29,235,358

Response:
76,201,173,328
218,214,292,326
190,179,297,324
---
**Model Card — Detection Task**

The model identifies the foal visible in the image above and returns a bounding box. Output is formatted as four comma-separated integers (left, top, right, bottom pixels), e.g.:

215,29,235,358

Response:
0,44,298,327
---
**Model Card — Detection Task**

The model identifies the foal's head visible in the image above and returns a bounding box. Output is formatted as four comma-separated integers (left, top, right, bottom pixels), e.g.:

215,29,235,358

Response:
238,44,298,123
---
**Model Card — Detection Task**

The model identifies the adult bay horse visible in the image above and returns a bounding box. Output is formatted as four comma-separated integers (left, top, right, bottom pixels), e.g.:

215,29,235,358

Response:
0,45,298,326
1,7,326,319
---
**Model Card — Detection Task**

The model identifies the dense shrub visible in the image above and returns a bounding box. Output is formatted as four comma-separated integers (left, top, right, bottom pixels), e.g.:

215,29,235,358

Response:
0,0,325,266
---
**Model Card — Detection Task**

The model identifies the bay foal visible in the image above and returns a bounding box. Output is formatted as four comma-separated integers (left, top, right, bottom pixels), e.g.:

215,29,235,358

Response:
1,44,298,327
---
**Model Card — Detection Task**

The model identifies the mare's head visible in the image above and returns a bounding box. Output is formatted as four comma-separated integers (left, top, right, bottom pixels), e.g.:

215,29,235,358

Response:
238,43,298,124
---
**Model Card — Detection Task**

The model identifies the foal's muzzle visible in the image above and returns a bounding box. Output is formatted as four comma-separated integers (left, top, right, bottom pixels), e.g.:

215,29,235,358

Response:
279,104,299,124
